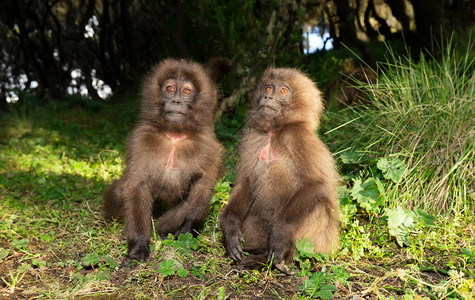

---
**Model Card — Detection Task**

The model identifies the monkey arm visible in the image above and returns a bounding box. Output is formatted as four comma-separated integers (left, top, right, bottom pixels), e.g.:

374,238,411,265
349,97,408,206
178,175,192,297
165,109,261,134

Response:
121,175,154,264
176,169,220,236
220,179,253,261
156,152,222,237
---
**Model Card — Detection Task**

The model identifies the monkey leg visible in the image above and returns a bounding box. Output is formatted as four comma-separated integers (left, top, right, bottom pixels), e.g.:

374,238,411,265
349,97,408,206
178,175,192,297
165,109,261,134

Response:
267,186,331,265
155,200,189,238
157,175,215,238
295,200,339,254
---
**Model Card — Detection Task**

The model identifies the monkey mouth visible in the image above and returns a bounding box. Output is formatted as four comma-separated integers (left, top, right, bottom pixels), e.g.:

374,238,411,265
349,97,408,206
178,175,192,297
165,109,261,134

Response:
165,110,187,121
259,106,278,116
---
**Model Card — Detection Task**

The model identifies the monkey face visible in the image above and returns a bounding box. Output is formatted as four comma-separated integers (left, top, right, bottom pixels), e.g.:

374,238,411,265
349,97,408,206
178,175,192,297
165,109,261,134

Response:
248,68,324,132
161,79,196,123
258,82,291,118
140,59,218,132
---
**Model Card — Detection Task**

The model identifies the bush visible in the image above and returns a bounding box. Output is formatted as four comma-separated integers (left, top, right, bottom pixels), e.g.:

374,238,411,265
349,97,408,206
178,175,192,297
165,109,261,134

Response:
328,39,474,214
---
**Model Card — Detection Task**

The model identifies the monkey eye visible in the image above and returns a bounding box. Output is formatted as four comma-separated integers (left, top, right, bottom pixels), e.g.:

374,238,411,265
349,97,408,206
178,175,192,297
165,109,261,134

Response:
166,86,176,93
182,88,191,95
265,86,273,93
280,88,288,94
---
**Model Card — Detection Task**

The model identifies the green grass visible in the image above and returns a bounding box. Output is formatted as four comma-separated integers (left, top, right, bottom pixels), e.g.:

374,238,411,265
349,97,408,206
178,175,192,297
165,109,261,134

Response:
0,44,474,298
323,38,474,215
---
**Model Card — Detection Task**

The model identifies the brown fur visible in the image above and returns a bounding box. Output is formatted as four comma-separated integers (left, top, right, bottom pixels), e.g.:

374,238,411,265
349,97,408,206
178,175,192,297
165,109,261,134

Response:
104,59,224,264
205,57,231,83
220,68,339,268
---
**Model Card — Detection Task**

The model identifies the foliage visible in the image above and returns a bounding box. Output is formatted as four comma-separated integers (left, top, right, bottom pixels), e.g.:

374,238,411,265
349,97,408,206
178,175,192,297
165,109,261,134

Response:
377,157,405,183
298,272,337,299
0,0,307,111
384,206,415,247
162,233,199,257
324,38,475,214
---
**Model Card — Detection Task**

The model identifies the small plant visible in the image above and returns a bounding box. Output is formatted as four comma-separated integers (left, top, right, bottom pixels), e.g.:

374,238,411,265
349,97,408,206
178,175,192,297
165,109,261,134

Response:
298,271,337,299
295,239,349,299
377,157,405,183
11,238,30,250
157,259,178,277
384,206,415,246
162,232,199,257
328,38,475,214
350,177,384,215
295,238,329,275
1,265,28,293
155,233,202,278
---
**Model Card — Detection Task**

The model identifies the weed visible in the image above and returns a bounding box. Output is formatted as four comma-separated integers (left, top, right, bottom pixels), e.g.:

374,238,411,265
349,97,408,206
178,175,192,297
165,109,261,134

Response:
1,266,27,293
298,271,337,299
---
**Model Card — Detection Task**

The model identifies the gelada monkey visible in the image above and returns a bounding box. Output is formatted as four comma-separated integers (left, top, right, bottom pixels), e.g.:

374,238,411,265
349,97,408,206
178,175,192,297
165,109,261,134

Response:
220,67,339,269
104,59,223,264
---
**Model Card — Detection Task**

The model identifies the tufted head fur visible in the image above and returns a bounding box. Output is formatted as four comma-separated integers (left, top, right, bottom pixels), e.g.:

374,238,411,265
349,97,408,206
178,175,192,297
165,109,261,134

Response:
140,59,218,132
248,68,324,132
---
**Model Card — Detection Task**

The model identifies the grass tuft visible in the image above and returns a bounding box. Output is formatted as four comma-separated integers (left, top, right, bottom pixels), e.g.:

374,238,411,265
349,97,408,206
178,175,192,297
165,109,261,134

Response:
326,38,475,214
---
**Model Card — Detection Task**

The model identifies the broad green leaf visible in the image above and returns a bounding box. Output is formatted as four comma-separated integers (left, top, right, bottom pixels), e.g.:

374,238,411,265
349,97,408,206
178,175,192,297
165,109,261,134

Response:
214,180,231,193
95,270,112,281
298,272,336,299
298,272,324,293
351,178,383,214
295,238,316,260
377,157,406,183
330,265,351,286
31,258,47,267
11,238,30,249
414,208,436,226
177,267,189,278
81,253,100,266
315,284,338,299
339,151,360,164
103,255,119,269
385,206,415,246
0,248,9,260
157,259,176,277
176,232,199,251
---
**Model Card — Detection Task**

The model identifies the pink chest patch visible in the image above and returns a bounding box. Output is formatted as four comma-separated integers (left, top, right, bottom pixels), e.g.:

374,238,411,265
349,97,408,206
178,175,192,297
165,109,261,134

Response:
258,131,279,163
165,132,187,142
164,132,187,169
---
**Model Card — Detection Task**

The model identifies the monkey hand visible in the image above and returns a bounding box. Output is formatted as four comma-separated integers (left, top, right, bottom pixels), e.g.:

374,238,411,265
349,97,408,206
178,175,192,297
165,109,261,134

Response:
224,230,245,261
124,238,150,267
267,230,293,266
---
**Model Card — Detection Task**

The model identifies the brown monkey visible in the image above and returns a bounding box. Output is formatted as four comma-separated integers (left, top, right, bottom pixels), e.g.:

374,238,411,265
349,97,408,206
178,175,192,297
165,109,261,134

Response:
104,59,223,264
220,68,339,269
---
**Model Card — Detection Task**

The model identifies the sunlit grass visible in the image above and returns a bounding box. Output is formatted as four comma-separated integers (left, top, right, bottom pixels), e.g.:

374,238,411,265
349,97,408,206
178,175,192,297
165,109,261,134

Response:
325,38,475,214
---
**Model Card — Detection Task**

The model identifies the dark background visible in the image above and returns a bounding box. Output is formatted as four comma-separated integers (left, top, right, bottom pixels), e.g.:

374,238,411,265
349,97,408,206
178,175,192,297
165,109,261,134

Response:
1,0,474,112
